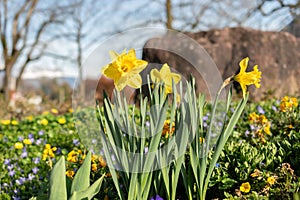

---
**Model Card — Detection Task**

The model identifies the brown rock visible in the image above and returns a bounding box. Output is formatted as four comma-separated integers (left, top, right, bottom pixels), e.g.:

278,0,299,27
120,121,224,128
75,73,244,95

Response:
142,27,300,100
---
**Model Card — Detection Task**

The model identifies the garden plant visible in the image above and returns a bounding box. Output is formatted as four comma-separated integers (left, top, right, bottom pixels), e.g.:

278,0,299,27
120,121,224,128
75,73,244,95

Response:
0,48,300,200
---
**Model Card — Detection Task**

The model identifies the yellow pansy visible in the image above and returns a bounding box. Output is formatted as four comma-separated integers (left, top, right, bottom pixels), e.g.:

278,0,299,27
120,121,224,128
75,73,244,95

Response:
240,182,251,193
250,169,261,178
102,48,148,91
14,142,24,149
51,108,58,114
66,170,75,178
267,176,276,185
23,139,32,145
26,116,33,121
40,119,48,126
162,119,175,138
150,63,181,94
11,120,18,125
92,163,98,172
58,117,66,124
1,120,11,125
42,111,49,115
42,144,56,161
234,57,262,99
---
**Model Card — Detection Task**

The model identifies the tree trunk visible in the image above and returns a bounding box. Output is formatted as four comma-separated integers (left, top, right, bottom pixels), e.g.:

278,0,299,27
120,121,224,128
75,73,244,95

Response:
166,0,173,29
76,23,85,101
3,67,11,101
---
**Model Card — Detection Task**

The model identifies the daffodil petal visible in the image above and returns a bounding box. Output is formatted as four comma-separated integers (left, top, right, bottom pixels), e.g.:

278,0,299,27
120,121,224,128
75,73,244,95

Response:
127,74,142,88
240,83,247,99
109,50,119,61
150,68,162,83
170,73,181,84
102,64,121,82
115,75,128,91
239,57,249,73
160,64,172,75
130,60,148,73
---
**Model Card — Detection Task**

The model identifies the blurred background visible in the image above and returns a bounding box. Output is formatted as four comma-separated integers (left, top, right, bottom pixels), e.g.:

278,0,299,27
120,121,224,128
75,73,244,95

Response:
0,0,299,118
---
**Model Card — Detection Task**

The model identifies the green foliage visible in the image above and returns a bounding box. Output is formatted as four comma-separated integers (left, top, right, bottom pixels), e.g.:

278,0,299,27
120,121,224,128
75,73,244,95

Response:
49,152,105,200
0,94,299,199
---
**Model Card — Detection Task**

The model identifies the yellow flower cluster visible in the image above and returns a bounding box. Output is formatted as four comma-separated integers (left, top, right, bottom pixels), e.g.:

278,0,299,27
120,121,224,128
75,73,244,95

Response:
102,49,181,96
67,149,83,163
240,182,251,193
1,119,18,125
280,96,298,112
14,138,33,149
162,119,175,138
42,144,57,161
249,112,271,142
65,150,107,178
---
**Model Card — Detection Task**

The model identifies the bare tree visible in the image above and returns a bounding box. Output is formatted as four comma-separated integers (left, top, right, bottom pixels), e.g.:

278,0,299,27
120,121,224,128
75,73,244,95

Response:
0,0,77,101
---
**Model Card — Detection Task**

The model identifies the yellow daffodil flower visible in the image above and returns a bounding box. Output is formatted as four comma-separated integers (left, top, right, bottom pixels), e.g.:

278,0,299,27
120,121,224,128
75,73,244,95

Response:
240,182,251,193
102,49,148,91
150,63,181,94
234,57,262,99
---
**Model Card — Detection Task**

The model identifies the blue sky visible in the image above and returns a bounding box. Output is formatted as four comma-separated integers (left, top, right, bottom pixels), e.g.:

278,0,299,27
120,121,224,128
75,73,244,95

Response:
1,0,297,81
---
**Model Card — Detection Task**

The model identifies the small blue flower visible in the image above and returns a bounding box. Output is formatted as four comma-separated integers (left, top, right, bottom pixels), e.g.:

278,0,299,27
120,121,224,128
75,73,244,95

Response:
32,157,40,164
150,195,163,200
9,170,15,177
7,164,14,171
257,106,265,114
28,133,34,139
38,130,44,136
144,147,149,154
145,121,150,127
73,139,80,146
215,163,220,168
28,173,35,181
35,138,43,145
203,115,209,121
244,130,250,137
4,158,10,165
272,105,277,111
18,136,24,142
32,167,39,174
12,196,21,200
21,150,28,158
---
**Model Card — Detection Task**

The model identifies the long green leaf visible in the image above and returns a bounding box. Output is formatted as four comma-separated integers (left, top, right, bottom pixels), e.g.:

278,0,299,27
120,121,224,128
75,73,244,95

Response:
69,173,105,200
49,156,67,200
71,152,91,194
